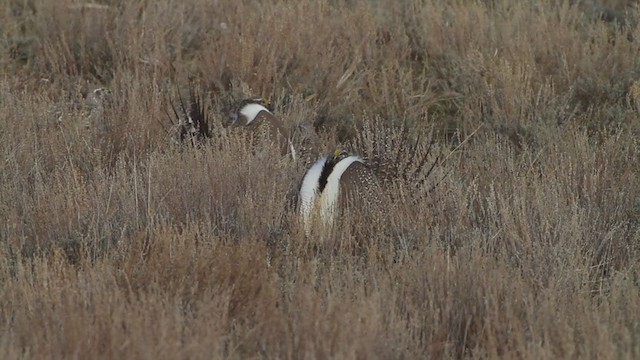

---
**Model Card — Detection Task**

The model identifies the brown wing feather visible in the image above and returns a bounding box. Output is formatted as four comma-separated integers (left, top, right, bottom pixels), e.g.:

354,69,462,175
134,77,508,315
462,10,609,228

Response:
339,161,383,214
244,111,292,156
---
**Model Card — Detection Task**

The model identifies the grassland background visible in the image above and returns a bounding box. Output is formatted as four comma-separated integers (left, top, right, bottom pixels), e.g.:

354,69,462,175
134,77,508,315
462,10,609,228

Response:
1,0,640,358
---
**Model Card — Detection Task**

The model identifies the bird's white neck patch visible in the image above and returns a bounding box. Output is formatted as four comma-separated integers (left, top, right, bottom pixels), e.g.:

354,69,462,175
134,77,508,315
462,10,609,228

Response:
299,156,327,227
240,103,270,125
319,155,363,221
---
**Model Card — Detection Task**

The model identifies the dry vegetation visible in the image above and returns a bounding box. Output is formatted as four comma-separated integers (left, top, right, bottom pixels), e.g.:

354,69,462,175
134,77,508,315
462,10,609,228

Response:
1,0,640,358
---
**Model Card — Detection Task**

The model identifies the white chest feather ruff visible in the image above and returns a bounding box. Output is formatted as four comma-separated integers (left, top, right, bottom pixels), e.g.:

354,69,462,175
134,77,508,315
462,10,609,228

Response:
299,155,364,229
240,103,270,125
319,155,363,222
299,156,326,226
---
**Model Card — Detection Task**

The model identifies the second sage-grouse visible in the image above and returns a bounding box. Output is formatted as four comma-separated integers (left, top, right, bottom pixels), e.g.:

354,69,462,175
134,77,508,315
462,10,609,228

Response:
228,98,297,160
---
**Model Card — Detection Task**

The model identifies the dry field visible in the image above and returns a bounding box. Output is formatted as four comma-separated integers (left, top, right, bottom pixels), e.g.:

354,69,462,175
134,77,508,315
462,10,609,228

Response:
1,0,640,358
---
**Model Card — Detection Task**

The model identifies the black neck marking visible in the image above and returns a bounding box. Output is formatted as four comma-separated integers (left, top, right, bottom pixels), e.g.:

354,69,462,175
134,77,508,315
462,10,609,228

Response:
318,157,339,193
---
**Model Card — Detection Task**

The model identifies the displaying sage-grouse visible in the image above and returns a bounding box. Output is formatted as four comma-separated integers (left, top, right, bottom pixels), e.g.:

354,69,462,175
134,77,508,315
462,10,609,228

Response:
298,121,444,232
228,97,297,160
298,148,382,230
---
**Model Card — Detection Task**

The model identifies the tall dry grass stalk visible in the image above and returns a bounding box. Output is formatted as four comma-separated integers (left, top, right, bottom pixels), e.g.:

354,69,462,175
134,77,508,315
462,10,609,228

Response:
1,0,639,358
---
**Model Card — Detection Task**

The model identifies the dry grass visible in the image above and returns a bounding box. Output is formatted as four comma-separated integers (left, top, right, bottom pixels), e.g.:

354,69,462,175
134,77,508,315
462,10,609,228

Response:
1,0,640,358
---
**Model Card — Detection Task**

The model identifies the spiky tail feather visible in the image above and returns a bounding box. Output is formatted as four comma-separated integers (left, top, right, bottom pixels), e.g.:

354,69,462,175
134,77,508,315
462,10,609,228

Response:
350,117,449,206
164,81,213,145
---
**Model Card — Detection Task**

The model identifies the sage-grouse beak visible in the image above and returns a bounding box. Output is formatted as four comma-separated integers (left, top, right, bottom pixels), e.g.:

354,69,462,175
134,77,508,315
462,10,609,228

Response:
331,148,350,163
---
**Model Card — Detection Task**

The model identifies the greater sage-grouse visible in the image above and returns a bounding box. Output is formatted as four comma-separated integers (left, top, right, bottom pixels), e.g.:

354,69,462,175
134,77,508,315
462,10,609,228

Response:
228,97,297,160
298,148,383,230
298,121,443,232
